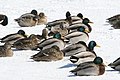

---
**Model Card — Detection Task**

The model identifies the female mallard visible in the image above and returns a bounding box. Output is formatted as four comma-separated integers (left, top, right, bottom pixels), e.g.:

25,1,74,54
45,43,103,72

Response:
64,26,89,44
37,12,47,25
48,22,69,37
0,30,27,44
38,32,65,50
31,45,64,62
108,57,120,71
62,40,100,56
70,57,105,76
67,18,93,33
14,9,39,27
13,34,39,50
0,14,8,26
0,42,13,57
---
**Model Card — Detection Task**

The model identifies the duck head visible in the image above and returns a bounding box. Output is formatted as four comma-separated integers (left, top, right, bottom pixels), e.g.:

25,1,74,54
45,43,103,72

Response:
31,9,38,15
88,41,100,51
0,15,8,26
77,13,83,19
17,30,27,37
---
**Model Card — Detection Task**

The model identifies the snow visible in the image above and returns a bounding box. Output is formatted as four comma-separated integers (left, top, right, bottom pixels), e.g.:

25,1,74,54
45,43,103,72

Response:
0,0,120,80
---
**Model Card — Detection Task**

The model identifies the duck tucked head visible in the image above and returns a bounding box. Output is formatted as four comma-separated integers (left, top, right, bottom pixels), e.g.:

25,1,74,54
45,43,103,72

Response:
93,57,103,64
17,30,27,37
30,9,38,15
1,15,8,26
77,13,83,19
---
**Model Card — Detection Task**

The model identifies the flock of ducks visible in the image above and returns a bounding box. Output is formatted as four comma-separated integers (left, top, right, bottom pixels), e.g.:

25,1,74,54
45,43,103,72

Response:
0,10,120,76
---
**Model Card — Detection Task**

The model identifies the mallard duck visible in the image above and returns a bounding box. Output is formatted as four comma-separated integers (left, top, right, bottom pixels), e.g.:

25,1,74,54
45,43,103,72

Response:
46,11,72,30
31,45,64,62
64,26,89,44
37,12,47,25
70,57,105,76
0,30,27,44
48,22,69,37
0,42,13,57
62,40,100,56
13,34,39,50
62,41,87,56
106,14,120,25
0,14,8,26
14,9,39,27
108,57,120,71
70,51,97,65
38,32,65,50
67,18,93,33
66,11,84,23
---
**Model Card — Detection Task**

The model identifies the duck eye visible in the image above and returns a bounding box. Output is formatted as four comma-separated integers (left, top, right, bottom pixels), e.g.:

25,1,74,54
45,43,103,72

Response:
53,33,61,39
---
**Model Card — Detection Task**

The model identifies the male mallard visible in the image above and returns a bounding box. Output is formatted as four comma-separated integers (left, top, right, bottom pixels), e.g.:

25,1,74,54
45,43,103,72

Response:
13,34,39,50
62,40,100,56
14,9,39,27
67,18,93,33
62,41,87,56
64,26,89,44
0,14,8,26
31,45,64,62
37,12,47,25
66,11,84,23
0,42,13,57
0,30,27,44
108,57,120,71
70,51,97,65
46,11,72,30
70,57,105,76
38,32,65,50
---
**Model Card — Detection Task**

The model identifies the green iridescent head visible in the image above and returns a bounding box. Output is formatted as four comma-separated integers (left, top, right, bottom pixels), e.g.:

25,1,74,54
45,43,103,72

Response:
93,57,103,64
53,32,61,39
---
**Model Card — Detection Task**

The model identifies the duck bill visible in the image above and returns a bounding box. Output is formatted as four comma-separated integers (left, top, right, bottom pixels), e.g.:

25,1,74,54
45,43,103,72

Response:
96,44,100,47
85,29,90,33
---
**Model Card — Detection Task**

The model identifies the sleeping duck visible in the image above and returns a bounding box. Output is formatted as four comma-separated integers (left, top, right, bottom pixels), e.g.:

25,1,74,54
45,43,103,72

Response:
14,9,39,27
108,57,120,71
0,14,8,26
31,45,64,62
13,34,40,50
0,42,13,57
70,57,105,76
0,29,27,44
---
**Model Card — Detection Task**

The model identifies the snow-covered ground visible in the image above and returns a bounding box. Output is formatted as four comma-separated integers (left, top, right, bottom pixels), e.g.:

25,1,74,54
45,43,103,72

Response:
0,0,120,80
